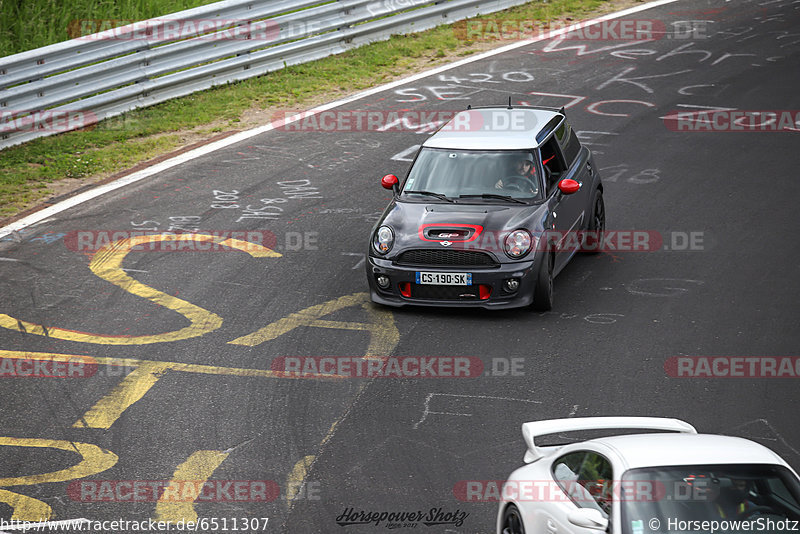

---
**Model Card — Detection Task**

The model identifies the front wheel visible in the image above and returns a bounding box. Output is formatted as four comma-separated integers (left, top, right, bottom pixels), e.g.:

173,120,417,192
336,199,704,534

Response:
582,189,605,254
532,252,554,311
501,504,526,534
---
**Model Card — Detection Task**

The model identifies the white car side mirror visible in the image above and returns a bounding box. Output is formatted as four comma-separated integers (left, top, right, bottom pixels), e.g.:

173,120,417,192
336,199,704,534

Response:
567,508,609,531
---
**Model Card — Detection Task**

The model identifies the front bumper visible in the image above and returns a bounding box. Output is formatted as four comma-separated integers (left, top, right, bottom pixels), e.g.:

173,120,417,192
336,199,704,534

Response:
366,252,541,310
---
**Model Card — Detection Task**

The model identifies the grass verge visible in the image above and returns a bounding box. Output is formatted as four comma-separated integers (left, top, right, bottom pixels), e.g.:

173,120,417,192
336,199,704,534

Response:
0,0,219,57
0,0,641,222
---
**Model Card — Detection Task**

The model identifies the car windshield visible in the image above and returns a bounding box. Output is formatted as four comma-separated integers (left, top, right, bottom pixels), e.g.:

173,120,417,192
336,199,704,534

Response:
621,464,800,534
402,148,543,202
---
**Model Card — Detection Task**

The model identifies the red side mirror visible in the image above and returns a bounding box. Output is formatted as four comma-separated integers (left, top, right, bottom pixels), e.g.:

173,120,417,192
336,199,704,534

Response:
558,178,580,195
381,174,399,190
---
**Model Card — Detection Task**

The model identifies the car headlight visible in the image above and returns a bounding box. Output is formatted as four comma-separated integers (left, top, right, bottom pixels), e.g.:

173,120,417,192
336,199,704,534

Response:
504,229,532,259
373,225,394,254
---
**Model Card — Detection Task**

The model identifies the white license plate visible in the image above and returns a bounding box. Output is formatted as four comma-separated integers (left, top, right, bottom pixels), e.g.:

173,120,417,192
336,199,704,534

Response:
416,272,472,285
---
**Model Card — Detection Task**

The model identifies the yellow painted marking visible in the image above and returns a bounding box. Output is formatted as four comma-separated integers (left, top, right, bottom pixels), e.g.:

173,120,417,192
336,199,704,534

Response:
0,350,345,380
285,419,339,509
229,292,396,350
320,420,340,448
285,455,315,504
153,450,229,523
0,438,118,486
228,293,369,346
74,361,171,429
0,489,52,521
305,320,372,331
284,298,399,512
361,301,399,360
0,234,279,345
0,350,344,430
0,291,398,507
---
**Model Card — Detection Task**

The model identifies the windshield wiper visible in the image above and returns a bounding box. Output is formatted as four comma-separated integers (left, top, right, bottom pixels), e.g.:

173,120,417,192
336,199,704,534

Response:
458,194,526,204
404,190,454,202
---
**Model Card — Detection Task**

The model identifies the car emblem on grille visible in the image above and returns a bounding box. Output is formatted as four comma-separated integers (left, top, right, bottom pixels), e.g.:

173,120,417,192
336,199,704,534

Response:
440,241,453,247
438,232,459,238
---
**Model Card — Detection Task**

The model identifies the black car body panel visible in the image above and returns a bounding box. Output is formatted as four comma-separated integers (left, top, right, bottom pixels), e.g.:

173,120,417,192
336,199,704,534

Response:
366,107,604,310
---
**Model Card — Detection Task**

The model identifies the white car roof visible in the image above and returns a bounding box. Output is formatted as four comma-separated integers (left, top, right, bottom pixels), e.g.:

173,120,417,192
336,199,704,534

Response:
423,108,563,150
594,433,789,471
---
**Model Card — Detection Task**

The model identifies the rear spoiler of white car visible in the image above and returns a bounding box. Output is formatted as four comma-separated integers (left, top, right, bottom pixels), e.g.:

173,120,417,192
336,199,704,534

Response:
522,417,697,463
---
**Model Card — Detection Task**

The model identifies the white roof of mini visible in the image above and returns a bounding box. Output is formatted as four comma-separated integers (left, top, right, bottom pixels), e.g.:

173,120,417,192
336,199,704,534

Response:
591,433,789,471
423,108,563,150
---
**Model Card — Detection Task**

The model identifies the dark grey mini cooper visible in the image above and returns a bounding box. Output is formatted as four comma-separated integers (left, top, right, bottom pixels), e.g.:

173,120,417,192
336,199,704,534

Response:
366,106,605,310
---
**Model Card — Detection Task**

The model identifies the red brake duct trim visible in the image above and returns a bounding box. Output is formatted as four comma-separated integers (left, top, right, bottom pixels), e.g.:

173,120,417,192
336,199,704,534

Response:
399,282,411,298
479,285,491,300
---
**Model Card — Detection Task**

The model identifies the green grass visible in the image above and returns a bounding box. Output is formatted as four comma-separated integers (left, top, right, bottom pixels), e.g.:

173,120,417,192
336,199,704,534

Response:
0,0,620,218
0,0,220,57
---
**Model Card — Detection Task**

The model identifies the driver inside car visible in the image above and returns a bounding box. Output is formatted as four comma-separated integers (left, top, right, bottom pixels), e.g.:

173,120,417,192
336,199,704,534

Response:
714,479,757,519
495,153,538,194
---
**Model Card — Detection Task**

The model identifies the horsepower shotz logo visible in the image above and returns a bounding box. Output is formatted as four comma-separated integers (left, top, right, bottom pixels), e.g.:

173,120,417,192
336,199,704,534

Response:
336,507,469,527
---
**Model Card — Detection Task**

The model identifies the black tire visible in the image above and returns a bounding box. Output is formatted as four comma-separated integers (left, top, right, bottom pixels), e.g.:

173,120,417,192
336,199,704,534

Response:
582,189,605,254
532,252,554,311
501,504,526,534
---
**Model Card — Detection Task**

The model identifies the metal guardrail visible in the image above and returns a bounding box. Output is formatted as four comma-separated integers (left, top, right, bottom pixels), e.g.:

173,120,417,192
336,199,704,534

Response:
0,0,532,150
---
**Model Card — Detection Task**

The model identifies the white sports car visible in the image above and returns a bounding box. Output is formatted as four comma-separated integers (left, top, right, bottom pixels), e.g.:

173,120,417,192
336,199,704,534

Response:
497,417,800,534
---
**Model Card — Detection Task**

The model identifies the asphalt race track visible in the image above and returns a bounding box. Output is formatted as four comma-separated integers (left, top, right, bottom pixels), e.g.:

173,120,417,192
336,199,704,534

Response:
0,0,798,532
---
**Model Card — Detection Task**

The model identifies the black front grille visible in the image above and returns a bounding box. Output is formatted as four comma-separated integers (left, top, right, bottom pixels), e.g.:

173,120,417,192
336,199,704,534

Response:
411,284,480,300
395,249,498,267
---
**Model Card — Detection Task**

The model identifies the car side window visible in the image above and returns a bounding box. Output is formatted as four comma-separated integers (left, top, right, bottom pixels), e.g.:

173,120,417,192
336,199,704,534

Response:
553,452,587,504
555,121,581,167
554,452,585,484
541,136,568,196
553,451,613,517
578,452,614,515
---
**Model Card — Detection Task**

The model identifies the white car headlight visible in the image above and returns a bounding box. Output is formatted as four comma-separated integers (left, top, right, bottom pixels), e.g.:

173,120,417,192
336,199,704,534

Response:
504,229,532,259
373,225,394,254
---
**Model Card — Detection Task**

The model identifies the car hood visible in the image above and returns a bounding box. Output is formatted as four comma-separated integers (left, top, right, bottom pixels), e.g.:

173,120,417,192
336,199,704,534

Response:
378,200,547,253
